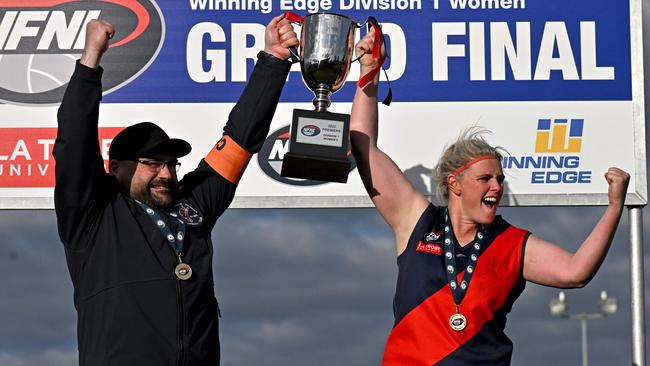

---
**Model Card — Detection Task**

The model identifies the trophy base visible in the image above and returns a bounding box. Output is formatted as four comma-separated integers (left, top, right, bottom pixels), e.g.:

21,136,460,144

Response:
280,108,351,183
281,152,351,183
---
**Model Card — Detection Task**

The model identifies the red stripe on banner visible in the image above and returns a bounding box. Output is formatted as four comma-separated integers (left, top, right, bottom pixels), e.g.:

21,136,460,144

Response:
0,0,77,6
0,127,123,188
0,0,149,49
104,0,150,48
382,226,527,365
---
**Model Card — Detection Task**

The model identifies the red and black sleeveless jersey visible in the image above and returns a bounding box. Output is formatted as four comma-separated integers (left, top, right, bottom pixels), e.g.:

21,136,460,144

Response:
383,204,530,365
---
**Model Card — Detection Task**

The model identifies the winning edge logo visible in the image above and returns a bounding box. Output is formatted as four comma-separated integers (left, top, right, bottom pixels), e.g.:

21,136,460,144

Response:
502,118,592,184
258,125,357,186
0,0,165,105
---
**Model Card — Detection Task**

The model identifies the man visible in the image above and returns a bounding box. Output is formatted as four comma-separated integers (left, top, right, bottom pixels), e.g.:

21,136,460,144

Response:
54,16,298,366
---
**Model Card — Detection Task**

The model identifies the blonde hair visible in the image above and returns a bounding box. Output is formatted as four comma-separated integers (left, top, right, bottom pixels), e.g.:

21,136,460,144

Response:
432,127,506,202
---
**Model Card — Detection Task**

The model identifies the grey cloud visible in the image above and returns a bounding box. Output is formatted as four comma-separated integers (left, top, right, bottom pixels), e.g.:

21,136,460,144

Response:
0,211,76,353
0,204,647,366
0,348,77,366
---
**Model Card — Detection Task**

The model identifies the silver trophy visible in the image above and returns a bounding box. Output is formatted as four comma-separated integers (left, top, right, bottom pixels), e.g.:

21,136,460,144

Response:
300,13,357,112
281,13,360,183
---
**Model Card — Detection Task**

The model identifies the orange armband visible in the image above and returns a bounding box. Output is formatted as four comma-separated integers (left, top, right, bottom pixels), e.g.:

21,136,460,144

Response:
204,135,252,184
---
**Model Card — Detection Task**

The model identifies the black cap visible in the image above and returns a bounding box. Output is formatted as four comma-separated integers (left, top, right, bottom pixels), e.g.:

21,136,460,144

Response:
109,122,191,161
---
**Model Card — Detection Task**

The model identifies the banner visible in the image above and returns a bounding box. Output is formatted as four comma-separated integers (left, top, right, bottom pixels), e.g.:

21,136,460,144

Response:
0,0,645,208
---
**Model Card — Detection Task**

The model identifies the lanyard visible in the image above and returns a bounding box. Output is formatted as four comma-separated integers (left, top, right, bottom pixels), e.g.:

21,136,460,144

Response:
136,201,192,280
443,208,485,307
136,201,186,254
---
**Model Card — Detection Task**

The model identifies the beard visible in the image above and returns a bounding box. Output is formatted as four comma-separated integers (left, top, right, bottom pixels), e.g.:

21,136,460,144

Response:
131,178,179,210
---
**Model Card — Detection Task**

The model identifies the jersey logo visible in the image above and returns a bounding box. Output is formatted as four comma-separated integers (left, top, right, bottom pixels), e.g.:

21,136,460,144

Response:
425,230,443,243
416,241,442,255
175,202,203,226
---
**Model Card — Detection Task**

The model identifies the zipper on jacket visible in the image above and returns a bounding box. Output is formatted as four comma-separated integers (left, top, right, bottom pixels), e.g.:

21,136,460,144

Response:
176,280,185,366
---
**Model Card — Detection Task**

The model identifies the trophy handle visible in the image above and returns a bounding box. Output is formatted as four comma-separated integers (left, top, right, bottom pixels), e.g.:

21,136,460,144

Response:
284,11,304,63
348,20,367,64
350,18,386,64
288,46,300,64
350,50,366,64
356,17,385,85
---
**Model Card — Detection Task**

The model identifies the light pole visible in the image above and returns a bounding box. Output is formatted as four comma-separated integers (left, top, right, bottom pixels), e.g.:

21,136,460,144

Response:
549,291,618,366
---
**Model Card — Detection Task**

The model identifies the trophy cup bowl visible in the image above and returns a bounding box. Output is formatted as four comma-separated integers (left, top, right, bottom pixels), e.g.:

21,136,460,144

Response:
281,13,358,183
299,13,357,111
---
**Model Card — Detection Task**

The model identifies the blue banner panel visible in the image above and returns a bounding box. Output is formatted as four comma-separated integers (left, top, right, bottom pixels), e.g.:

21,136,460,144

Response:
0,0,631,104
102,0,631,103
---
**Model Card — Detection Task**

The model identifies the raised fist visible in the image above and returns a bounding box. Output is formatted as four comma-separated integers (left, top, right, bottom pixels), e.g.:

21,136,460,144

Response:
264,14,299,61
604,167,630,207
355,27,386,77
80,19,115,69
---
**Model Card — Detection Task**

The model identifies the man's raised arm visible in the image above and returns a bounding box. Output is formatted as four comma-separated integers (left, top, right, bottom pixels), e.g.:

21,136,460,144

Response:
53,19,114,245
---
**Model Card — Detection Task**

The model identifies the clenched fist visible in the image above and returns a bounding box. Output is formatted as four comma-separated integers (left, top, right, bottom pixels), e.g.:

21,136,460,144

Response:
264,14,299,60
80,19,115,69
604,167,630,207
355,27,386,82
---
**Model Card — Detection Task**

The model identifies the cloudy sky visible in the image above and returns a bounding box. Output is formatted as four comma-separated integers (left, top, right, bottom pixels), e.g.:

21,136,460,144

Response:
0,205,648,366
2,5,650,366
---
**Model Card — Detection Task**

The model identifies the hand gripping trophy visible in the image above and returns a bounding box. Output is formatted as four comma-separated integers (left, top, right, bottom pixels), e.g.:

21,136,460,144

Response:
281,12,386,183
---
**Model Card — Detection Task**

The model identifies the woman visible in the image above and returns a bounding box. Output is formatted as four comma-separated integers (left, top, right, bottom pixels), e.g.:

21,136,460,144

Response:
350,30,630,365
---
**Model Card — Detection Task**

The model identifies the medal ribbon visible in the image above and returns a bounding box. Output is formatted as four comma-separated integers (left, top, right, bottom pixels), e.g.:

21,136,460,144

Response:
136,201,186,257
358,17,393,106
283,10,302,23
443,208,485,306
356,17,386,89
283,11,303,63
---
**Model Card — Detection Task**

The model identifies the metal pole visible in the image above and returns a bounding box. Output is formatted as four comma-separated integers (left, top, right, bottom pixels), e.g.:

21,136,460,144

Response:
580,315,589,366
629,206,646,366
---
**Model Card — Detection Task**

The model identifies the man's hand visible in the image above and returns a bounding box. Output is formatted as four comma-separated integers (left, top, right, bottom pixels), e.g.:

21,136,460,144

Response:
355,27,386,81
605,167,630,208
80,19,115,69
264,14,299,60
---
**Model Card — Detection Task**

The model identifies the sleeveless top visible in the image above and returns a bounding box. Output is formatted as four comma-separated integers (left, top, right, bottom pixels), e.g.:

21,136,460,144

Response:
383,204,530,365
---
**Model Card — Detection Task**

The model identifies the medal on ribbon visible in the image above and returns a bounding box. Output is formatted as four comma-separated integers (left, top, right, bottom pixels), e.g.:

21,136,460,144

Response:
138,201,192,281
443,208,485,331
175,257,193,281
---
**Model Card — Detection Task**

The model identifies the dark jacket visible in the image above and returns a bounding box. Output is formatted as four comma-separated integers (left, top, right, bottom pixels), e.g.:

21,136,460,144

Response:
54,52,291,366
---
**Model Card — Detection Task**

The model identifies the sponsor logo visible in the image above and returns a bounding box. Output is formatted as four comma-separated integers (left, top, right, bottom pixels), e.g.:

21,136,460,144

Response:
176,201,203,226
300,125,320,137
257,125,356,186
425,230,442,242
0,126,122,187
0,0,165,105
535,118,583,153
216,137,226,150
503,118,592,184
416,241,442,255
